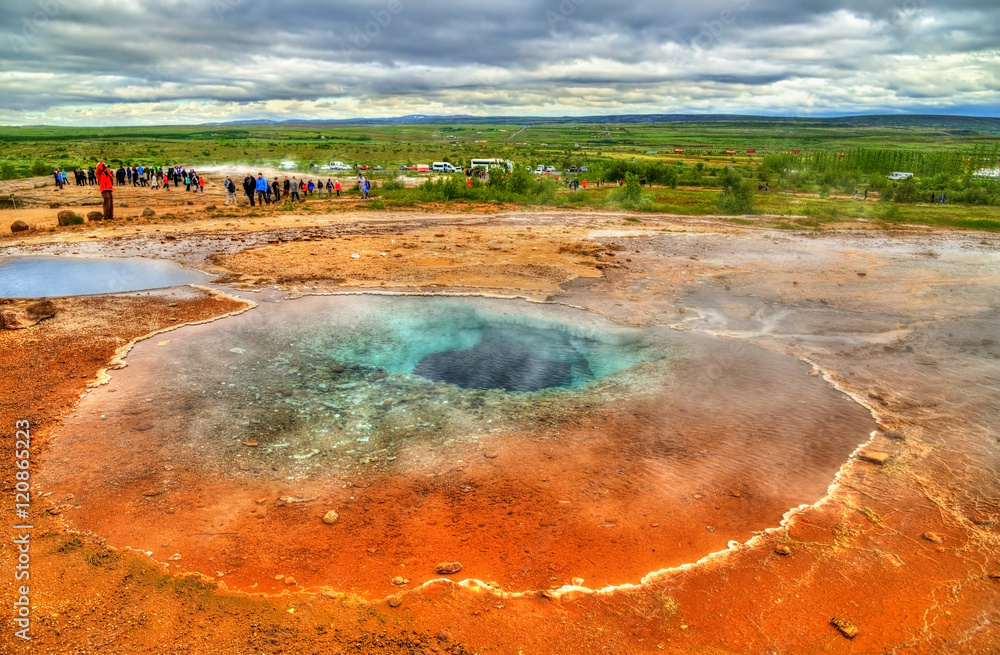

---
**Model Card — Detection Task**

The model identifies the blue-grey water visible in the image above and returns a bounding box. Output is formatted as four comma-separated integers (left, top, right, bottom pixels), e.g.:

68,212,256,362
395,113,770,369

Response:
0,256,213,298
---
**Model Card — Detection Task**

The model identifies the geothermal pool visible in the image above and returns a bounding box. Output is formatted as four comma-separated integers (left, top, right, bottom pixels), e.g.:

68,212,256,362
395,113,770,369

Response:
0,255,213,298
42,295,875,596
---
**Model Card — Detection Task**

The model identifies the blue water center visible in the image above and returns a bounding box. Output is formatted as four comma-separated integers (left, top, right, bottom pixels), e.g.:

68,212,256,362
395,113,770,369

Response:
0,256,214,298
310,297,659,391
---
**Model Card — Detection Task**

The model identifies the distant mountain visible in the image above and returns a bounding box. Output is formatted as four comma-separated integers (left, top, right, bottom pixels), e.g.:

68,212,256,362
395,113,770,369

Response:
204,113,1000,134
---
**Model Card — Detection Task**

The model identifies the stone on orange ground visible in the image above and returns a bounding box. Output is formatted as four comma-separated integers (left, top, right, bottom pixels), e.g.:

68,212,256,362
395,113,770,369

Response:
775,545,792,556
11,220,29,233
922,532,945,544
387,595,403,608
831,617,859,639
1,300,58,330
435,562,463,575
858,449,891,465
322,510,339,525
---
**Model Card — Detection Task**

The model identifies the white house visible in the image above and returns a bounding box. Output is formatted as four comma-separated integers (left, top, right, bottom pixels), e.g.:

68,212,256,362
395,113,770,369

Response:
973,168,1000,180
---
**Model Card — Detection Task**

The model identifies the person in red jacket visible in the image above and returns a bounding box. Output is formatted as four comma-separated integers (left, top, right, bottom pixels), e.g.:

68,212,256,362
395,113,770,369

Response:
95,162,114,221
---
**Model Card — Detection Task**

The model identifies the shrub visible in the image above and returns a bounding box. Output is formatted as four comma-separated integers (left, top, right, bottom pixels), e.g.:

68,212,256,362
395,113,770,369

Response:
715,169,755,214
609,173,652,209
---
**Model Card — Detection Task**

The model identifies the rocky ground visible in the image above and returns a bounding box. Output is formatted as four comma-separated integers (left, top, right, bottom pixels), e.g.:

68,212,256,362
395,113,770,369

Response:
1,190,999,654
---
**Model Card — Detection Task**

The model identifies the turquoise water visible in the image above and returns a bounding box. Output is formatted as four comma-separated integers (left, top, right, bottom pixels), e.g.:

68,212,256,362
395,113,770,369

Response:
318,299,654,390
0,256,213,298
95,295,669,474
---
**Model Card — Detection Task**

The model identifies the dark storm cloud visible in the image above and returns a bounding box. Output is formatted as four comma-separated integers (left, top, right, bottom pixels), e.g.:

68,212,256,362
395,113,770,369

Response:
0,0,998,123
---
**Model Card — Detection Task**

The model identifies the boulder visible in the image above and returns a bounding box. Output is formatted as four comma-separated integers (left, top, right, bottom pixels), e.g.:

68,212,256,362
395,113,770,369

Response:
0,300,58,330
87,211,105,222
49,202,61,209
142,208,155,217
205,205,217,211
57,210,82,226
11,220,30,234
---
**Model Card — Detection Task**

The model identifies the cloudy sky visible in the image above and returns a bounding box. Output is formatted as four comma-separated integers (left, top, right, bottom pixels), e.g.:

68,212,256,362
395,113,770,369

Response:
1,0,998,125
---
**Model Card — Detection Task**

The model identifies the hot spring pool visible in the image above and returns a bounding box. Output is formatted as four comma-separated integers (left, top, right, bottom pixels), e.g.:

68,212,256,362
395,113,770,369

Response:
0,255,214,298
42,294,875,595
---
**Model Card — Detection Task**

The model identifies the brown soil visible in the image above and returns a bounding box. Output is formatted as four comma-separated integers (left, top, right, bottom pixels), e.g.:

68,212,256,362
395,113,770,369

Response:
213,226,603,296
1,205,998,654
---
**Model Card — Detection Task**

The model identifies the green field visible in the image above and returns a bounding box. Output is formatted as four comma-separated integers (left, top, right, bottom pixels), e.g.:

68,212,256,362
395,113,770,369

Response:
2,117,999,230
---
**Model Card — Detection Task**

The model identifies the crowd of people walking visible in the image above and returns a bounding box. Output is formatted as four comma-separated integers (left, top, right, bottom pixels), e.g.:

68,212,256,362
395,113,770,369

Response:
51,163,375,210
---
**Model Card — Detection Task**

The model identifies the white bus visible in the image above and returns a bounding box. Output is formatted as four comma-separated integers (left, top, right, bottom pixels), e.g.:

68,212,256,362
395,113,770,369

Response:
470,158,514,173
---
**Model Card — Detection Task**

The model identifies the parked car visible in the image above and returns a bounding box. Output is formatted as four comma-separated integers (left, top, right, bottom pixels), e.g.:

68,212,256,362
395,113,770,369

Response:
580,166,588,172
399,165,409,171
373,165,383,171
329,161,351,171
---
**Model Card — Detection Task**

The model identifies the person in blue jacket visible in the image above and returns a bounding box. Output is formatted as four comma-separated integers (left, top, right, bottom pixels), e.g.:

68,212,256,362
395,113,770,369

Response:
256,173,270,205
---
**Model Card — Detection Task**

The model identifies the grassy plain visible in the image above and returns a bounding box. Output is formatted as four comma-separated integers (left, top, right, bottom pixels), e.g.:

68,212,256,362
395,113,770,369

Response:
2,117,998,231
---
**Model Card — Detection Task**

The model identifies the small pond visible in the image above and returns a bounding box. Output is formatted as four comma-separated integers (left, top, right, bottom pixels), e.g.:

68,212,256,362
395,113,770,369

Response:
0,256,214,298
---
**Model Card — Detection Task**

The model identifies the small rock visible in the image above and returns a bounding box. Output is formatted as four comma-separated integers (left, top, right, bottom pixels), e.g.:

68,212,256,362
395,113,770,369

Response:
284,576,296,586
57,210,82,226
540,590,558,601
87,211,104,222
49,202,61,209
142,489,161,497
142,208,155,217
988,570,1000,581
11,220,29,234
484,451,499,459
387,595,403,608
322,510,339,525
858,450,891,465
571,577,585,586
775,545,792,556
0,300,57,330
830,617,859,639
391,576,409,586
205,205,217,211
229,347,246,354
922,532,945,544
435,562,463,575
187,201,194,206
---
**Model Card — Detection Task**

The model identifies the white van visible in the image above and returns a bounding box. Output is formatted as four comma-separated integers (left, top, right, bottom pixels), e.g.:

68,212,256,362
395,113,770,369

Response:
432,162,459,173
278,161,296,170
470,159,514,173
